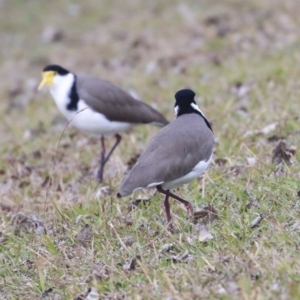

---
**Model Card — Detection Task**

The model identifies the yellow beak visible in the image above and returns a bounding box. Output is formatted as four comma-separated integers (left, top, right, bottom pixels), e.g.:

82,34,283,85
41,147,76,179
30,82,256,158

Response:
38,71,55,90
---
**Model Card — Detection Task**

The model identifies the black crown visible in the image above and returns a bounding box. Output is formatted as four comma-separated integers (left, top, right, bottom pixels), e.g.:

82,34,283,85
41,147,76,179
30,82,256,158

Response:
43,64,70,75
175,89,195,101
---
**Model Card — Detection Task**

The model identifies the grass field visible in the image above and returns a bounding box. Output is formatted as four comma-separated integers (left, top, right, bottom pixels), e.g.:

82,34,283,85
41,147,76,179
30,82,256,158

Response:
1,0,300,299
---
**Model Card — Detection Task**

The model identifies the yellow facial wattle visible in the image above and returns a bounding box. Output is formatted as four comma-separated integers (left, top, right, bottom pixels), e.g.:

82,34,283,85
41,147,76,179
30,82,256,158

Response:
38,71,56,90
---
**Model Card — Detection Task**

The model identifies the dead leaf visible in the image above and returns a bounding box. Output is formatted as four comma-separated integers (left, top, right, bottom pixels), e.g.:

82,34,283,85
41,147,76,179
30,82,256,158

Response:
160,243,175,253
0,234,7,244
228,165,248,177
244,122,278,137
0,203,12,212
122,235,135,246
251,214,264,228
246,157,256,166
75,224,93,247
123,256,138,270
218,280,240,295
186,235,195,245
73,293,85,300
217,286,227,295
214,158,228,167
251,273,261,281
73,288,101,300
85,287,100,300
7,86,23,99
31,150,42,159
197,224,214,242
41,26,64,43
193,210,208,221
19,180,30,188
193,205,218,224
260,123,278,135
231,81,250,98
121,217,133,226
157,54,185,71
267,134,285,142
87,263,111,283
41,287,54,298
246,199,260,210
290,221,300,231
127,198,151,212
130,36,151,50
176,3,197,25
272,140,296,165
236,105,248,116
41,176,51,188
0,179,13,195
204,14,227,26
270,281,280,292
145,61,157,74
203,13,230,37
10,213,46,235
226,281,240,294
167,250,194,263
75,215,84,225
94,186,110,199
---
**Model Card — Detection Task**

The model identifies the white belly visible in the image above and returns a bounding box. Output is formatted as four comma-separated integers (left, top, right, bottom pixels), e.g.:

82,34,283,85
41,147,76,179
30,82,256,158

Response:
50,88,132,137
132,155,212,193
130,154,213,194
162,154,212,190
68,100,132,137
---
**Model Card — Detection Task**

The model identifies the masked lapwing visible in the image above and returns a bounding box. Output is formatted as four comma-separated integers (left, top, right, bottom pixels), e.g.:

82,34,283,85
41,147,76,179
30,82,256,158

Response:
38,64,168,182
117,89,214,231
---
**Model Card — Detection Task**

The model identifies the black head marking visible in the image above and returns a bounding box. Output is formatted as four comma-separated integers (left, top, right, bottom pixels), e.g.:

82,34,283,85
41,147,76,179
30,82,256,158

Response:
175,89,196,110
43,64,70,76
67,75,79,111
174,88,212,131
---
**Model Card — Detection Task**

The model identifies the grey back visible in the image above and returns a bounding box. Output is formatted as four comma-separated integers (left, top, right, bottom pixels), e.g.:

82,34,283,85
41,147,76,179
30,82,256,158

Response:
77,76,168,125
119,113,214,196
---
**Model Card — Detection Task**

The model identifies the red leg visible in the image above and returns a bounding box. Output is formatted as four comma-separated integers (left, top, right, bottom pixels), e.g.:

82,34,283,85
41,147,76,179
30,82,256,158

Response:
157,185,194,218
97,134,122,182
103,134,122,165
97,137,106,182
163,193,174,231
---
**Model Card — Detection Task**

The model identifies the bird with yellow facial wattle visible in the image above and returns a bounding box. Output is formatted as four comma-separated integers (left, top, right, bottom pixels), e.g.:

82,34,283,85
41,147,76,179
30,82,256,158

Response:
38,64,168,182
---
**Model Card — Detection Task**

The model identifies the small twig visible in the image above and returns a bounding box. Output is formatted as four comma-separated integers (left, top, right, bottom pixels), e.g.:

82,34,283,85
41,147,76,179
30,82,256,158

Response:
43,108,88,223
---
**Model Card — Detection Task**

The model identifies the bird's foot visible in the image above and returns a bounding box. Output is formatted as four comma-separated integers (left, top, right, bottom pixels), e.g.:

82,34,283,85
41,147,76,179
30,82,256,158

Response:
167,222,175,233
184,202,194,219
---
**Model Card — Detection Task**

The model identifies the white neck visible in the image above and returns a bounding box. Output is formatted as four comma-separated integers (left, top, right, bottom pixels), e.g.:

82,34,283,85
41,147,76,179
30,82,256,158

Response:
174,105,179,117
174,102,205,118
191,102,206,117
49,73,76,117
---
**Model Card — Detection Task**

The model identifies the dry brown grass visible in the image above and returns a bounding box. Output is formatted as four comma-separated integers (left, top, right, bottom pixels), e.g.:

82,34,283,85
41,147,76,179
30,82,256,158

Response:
1,0,300,299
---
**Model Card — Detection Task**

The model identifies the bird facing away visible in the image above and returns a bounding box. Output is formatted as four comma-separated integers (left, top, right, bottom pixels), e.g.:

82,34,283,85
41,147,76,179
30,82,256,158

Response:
117,89,214,231
38,64,168,182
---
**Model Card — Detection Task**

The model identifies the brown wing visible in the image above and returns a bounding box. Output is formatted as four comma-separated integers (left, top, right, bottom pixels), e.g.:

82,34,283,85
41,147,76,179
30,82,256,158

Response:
118,114,214,196
76,75,168,125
